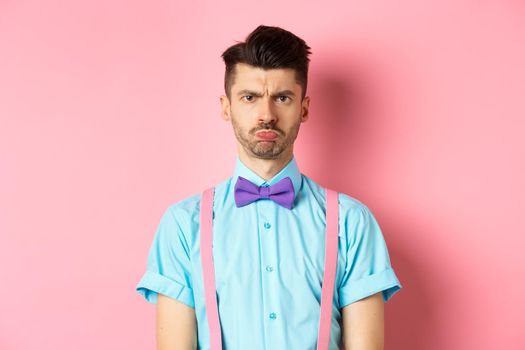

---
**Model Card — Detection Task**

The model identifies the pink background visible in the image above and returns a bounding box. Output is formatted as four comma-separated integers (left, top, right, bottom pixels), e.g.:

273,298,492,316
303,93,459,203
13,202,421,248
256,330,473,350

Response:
1,1,524,349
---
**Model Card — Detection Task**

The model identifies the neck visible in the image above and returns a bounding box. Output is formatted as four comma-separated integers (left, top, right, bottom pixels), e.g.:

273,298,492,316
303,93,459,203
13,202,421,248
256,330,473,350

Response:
238,150,293,181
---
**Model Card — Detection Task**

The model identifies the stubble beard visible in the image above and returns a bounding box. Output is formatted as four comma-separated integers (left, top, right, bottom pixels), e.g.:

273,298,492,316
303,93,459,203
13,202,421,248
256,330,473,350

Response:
231,118,301,160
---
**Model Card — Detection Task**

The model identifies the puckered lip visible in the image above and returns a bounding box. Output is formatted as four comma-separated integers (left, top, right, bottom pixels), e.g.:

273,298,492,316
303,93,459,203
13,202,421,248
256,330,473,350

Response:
255,130,279,140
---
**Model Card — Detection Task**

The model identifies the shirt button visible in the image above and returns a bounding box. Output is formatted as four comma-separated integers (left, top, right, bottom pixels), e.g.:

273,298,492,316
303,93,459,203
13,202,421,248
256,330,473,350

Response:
269,312,277,320
264,222,271,229
265,265,274,272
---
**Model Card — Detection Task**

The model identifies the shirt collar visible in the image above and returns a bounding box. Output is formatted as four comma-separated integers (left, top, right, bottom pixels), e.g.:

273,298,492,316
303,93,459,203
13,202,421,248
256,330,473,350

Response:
232,155,303,200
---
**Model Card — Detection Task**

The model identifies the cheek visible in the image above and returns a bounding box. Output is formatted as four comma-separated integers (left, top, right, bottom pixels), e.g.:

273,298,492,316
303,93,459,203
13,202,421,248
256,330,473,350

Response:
279,105,302,120
231,104,255,119
230,112,251,132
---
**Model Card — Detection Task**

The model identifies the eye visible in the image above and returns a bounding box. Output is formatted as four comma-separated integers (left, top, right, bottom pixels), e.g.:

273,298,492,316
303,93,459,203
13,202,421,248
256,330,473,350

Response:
277,96,290,103
242,95,254,102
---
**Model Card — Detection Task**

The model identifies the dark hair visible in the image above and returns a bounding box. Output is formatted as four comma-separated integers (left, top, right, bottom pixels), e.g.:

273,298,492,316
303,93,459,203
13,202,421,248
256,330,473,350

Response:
221,25,312,99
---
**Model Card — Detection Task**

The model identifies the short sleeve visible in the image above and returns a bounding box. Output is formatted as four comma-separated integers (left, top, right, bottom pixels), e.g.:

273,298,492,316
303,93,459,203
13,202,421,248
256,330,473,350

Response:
338,201,401,308
136,206,195,308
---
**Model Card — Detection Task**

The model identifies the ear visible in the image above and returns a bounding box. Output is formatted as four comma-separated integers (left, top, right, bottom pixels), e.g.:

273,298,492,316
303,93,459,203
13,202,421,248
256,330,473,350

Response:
300,96,310,122
220,95,231,121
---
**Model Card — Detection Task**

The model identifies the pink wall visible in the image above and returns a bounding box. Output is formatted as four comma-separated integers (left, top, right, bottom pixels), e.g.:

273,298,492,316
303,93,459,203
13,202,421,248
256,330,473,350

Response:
1,1,524,349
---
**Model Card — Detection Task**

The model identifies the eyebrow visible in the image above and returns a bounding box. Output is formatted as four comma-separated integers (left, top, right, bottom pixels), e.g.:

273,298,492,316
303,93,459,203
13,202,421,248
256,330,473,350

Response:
236,89,296,97
273,90,296,97
237,89,262,97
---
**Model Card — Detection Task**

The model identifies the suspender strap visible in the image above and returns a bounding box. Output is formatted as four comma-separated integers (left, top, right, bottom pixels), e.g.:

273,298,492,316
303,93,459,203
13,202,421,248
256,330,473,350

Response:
200,187,339,350
200,187,223,350
317,188,339,350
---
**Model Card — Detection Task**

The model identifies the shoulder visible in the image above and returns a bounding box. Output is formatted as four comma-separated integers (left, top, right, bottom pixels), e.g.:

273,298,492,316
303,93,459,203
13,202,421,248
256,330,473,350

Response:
162,177,231,228
338,192,372,221
301,174,372,219
336,193,376,241
164,192,201,227
336,192,385,251
302,174,376,241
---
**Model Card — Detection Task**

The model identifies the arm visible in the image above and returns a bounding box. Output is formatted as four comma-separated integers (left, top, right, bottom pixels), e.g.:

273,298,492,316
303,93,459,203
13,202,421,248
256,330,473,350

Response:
156,293,198,350
341,292,384,350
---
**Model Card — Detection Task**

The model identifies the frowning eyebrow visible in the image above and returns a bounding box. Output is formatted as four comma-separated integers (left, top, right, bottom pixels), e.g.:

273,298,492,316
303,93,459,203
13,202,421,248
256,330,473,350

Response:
272,90,296,97
236,89,296,97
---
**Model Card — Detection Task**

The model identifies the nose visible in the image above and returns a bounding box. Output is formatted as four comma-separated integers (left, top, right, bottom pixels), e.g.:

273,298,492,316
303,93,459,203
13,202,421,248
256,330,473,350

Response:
257,98,277,125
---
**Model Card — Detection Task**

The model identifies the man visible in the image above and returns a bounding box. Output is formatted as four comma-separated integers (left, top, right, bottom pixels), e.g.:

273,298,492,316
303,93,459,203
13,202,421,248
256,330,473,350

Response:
136,25,401,350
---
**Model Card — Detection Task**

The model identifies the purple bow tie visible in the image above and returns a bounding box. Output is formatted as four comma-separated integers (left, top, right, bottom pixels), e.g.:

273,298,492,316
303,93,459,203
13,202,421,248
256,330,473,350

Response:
234,176,295,209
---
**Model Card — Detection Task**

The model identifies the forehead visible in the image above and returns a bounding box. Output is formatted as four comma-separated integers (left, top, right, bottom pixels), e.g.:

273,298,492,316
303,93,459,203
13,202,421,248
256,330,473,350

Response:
231,63,300,92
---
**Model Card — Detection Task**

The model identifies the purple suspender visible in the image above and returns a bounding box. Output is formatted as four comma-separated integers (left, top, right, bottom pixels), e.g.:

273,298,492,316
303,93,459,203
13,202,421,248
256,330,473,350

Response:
200,188,339,350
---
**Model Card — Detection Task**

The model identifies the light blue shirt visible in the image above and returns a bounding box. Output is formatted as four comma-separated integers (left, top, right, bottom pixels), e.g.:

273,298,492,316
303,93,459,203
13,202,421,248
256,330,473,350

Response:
136,156,401,349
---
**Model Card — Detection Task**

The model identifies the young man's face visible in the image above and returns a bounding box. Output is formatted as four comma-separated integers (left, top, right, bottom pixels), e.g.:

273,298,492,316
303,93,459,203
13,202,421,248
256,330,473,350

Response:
220,63,310,161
